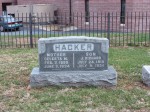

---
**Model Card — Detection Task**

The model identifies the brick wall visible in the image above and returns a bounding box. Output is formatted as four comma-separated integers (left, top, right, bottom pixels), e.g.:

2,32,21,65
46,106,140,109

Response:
1,0,150,15
1,0,17,4
1,0,150,31
17,0,70,24
0,3,2,13
0,0,17,14
10,0,150,16
72,0,121,13
132,0,150,12
17,0,70,14
70,0,150,32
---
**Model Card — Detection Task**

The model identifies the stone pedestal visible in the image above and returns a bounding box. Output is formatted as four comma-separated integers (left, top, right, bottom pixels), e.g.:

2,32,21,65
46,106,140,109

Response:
142,65,150,87
30,66,117,87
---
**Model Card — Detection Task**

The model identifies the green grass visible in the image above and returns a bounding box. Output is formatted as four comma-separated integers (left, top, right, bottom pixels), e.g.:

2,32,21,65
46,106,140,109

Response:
109,33,150,46
0,47,150,111
1,32,150,47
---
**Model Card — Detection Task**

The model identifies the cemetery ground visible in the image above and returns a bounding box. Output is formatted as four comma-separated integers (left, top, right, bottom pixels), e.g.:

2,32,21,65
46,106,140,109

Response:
1,32,150,48
0,47,150,112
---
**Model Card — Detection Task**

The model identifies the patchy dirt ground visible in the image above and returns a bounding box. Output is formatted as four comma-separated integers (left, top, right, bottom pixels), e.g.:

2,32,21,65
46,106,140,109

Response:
0,48,150,112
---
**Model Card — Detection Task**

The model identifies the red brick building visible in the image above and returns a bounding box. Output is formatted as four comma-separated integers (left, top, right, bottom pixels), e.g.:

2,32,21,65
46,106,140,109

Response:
0,0,17,15
0,0,150,31
1,0,150,15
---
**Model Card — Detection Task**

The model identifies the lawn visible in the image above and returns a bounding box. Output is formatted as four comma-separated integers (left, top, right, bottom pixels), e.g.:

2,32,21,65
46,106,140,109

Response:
0,47,150,112
1,32,150,48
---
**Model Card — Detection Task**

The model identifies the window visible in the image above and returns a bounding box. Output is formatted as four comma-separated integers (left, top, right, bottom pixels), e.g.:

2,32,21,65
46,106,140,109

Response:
120,0,126,24
85,0,90,22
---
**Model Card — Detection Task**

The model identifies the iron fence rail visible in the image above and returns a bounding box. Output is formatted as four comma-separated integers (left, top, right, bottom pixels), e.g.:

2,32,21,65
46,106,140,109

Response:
0,12,150,48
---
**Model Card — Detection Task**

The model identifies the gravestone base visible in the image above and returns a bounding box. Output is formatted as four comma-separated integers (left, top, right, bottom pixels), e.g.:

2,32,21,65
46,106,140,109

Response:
30,66,117,87
142,65,150,87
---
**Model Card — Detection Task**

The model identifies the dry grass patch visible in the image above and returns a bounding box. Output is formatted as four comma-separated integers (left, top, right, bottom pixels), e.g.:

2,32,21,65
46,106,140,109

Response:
0,48,150,111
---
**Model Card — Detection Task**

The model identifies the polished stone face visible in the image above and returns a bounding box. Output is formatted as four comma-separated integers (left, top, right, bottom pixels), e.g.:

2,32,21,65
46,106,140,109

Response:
38,36,109,72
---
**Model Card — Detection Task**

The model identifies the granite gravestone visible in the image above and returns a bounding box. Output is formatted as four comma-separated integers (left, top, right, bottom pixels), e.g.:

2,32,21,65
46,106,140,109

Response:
142,65,150,87
30,36,117,87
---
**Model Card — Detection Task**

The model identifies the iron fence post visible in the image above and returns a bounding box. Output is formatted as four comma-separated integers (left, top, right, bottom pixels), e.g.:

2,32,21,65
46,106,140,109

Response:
107,12,110,46
29,13,33,48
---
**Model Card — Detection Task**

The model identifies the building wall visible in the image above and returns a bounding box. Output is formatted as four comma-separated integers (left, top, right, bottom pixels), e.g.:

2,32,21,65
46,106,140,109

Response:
132,0,150,12
0,0,17,14
0,2,2,13
72,0,121,13
1,0,17,3
70,0,150,31
1,0,150,31
1,0,150,15
71,0,150,13
17,0,70,14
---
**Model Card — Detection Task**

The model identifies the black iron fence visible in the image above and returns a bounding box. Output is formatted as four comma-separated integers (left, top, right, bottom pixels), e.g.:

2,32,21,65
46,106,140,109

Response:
0,12,150,48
